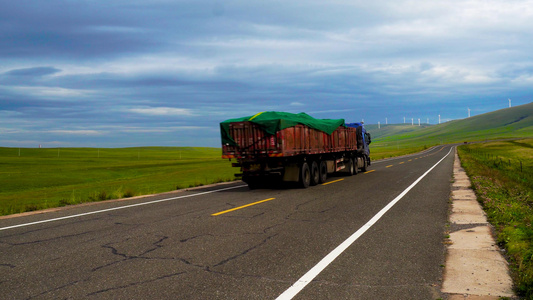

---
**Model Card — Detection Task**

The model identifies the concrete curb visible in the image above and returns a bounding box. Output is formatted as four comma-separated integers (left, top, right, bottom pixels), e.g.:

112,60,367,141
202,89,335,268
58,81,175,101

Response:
441,148,515,299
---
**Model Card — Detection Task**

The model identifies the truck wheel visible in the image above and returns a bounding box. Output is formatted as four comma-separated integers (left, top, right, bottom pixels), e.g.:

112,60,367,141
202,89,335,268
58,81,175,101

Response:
299,162,311,188
361,156,368,172
319,161,328,183
351,158,358,175
310,161,319,186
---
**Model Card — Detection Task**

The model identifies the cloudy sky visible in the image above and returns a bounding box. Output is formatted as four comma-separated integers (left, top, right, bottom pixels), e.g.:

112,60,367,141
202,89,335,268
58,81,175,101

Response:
1,0,532,148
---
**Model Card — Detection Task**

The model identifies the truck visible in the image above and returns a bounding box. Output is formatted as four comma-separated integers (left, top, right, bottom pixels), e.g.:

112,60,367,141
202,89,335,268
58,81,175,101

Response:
220,111,371,189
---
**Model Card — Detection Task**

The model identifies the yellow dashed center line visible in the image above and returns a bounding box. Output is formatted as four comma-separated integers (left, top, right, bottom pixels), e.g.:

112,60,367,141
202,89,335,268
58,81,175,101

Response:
399,162,405,164
386,165,394,168
364,170,376,174
322,178,344,185
212,198,276,216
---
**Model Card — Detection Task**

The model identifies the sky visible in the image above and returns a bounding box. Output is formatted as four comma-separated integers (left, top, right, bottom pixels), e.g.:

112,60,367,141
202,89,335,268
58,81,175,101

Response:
1,0,532,148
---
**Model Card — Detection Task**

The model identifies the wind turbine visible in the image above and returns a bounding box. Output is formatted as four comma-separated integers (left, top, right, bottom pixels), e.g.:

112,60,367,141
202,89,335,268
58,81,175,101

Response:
468,107,471,118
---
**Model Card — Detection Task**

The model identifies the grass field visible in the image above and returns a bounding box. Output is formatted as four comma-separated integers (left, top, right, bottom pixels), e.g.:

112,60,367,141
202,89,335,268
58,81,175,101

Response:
0,147,237,216
458,139,533,297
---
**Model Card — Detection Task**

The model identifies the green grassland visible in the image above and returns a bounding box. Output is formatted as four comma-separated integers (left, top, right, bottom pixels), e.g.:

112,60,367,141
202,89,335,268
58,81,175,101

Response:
458,139,533,297
0,147,237,215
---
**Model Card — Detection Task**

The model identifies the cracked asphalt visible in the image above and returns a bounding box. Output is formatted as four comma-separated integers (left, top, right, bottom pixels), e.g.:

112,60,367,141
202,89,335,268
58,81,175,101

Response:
0,145,454,299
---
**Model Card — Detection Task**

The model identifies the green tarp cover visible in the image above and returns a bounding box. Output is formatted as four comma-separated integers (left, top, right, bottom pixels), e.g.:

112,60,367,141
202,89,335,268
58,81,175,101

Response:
220,111,346,146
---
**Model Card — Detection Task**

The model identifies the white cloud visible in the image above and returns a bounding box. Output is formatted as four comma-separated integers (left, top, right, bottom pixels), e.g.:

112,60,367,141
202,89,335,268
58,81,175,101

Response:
46,130,103,135
9,86,93,99
127,107,195,116
0,127,25,134
118,126,206,133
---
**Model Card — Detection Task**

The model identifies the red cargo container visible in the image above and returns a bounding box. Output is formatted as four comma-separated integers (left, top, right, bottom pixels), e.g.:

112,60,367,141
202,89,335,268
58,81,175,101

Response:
221,118,369,189
222,122,357,159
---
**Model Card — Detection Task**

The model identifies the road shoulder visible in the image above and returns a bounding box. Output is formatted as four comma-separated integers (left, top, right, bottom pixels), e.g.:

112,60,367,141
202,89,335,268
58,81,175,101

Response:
441,148,514,299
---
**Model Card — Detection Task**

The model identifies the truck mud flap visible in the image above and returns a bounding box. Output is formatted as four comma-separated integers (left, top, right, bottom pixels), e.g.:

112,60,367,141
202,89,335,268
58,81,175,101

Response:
282,163,300,182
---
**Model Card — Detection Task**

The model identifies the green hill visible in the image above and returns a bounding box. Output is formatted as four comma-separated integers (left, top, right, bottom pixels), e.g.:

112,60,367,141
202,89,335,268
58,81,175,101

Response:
369,102,533,158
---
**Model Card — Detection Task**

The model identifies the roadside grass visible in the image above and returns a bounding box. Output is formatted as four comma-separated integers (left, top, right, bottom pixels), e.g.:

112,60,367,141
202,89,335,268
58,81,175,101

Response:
458,139,533,297
0,147,237,216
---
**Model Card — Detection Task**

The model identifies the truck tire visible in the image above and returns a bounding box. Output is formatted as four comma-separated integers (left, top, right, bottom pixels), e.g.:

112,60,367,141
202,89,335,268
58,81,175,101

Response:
319,161,328,183
348,158,357,175
299,162,311,188
310,161,319,186
361,156,368,172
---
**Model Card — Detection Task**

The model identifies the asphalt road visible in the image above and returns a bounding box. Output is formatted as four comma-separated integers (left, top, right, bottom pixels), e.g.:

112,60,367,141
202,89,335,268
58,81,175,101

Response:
0,145,455,299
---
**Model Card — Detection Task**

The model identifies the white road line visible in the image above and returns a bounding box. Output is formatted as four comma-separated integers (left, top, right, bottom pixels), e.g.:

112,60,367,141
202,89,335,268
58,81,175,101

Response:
0,185,247,231
276,147,453,300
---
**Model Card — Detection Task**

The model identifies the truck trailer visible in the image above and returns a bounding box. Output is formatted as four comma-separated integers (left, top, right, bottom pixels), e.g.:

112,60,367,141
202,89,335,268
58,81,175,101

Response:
220,111,371,189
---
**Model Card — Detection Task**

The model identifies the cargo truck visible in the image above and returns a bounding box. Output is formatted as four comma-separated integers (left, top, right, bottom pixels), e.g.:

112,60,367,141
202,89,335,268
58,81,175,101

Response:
220,111,371,189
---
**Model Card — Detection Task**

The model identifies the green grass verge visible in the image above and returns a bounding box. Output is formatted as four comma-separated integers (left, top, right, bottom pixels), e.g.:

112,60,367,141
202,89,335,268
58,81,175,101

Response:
458,139,533,297
0,147,238,216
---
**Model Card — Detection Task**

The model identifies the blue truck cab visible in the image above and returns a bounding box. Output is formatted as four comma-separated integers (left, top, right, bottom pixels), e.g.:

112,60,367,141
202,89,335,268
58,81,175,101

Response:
346,122,371,166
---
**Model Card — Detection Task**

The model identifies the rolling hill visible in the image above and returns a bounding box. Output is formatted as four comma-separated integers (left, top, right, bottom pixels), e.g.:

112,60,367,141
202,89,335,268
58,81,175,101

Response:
367,102,533,158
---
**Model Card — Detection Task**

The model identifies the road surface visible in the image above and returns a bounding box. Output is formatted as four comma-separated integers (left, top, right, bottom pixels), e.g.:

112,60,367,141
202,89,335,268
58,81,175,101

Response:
0,145,454,299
